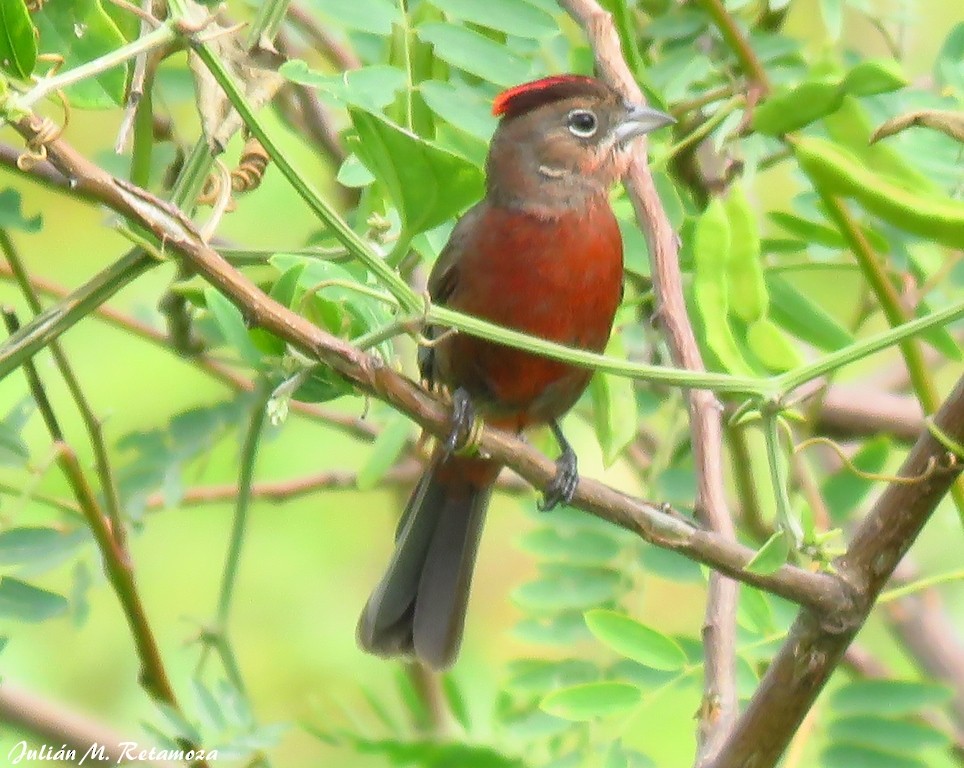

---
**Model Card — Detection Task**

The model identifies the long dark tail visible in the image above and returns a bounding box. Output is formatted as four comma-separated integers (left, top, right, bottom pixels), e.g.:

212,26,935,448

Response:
357,452,499,669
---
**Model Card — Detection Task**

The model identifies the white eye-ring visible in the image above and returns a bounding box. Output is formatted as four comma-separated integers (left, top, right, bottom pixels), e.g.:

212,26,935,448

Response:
567,109,598,138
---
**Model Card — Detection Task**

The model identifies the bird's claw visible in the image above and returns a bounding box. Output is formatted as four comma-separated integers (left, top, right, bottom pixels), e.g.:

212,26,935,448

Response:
444,388,484,457
538,445,578,512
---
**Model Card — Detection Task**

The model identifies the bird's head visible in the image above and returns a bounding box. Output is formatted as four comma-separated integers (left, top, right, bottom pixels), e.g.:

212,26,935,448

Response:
485,75,674,214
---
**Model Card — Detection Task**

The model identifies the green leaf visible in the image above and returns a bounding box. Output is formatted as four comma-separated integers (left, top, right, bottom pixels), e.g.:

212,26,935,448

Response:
204,288,262,368
0,577,68,622
737,586,773,635
191,678,226,733
429,0,557,38
280,61,407,112
349,108,484,237
0,189,42,232
842,59,907,96
336,154,377,188
513,610,592,646
754,80,842,136
0,421,29,467
356,415,413,490
316,0,400,34
540,681,642,721
0,527,86,565
513,566,621,612
794,136,964,249
935,23,964,96
315,734,526,767
441,675,471,731
823,98,937,194
820,743,926,768
419,80,498,141
830,680,953,717
249,263,306,355
743,531,790,574
505,658,599,695
765,274,855,352
827,715,950,754
590,335,638,467
691,198,752,375
584,609,687,671
820,0,842,40
34,0,129,108
417,22,531,86
501,710,571,740
638,545,705,583
768,211,846,249
725,186,767,322
0,0,37,79
518,527,620,565
746,318,803,372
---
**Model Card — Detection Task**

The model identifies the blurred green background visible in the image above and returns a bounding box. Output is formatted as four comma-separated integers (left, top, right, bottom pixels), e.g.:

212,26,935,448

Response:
1,0,962,766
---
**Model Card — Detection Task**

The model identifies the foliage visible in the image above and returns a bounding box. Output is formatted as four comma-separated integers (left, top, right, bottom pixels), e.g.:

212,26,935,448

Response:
0,0,961,767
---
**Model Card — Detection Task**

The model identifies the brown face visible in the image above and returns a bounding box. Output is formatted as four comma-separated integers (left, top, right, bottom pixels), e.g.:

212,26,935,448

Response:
485,88,673,212
527,94,636,187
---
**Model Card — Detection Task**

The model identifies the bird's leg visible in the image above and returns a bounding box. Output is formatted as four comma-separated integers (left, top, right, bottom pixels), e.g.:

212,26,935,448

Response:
538,420,579,511
444,387,484,457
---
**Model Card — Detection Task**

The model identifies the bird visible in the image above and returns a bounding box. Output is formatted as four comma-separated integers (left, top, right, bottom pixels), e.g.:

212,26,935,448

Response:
357,75,674,669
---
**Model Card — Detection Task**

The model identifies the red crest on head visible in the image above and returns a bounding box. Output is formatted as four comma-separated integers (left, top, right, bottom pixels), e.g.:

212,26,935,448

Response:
492,75,608,119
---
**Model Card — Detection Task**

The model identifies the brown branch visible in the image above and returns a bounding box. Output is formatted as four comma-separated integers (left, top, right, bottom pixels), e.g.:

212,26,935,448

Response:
0,682,177,768
818,383,923,441
1,309,204,762
0,142,101,204
286,3,362,70
0,261,380,443
559,1,739,759
274,29,347,165
710,373,964,768
6,113,850,618
141,459,530,510
694,0,770,94
1,230,127,550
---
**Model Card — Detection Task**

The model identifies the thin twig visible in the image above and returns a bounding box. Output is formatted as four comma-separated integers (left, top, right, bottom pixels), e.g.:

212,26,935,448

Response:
286,3,362,70
0,682,177,768
0,230,127,550
0,260,380,442
6,112,850,615
558,2,740,760
0,314,205,763
206,384,270,697
139,461,529,510
115,0,159,153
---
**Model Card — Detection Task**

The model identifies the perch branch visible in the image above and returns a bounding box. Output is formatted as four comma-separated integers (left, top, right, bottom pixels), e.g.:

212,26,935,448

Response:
5,112,850,618
710,374,964,768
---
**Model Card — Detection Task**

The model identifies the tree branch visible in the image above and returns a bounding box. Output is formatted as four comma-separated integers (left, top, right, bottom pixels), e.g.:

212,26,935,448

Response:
558,1,739,759
710,373,964,768
5,113,850,618
0,682,176,768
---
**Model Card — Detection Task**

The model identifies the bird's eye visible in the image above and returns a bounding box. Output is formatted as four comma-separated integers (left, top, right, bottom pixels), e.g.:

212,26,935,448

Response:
567,109,598,138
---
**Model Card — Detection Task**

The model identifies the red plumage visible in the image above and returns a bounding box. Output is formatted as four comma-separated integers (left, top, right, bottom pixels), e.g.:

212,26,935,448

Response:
359,75,671,669
491,74,610,118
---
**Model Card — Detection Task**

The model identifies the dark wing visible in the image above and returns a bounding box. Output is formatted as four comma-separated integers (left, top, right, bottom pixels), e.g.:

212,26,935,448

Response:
418,202,489,384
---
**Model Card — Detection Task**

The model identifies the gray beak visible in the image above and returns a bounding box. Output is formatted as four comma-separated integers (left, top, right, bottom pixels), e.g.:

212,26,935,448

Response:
613,104,675,144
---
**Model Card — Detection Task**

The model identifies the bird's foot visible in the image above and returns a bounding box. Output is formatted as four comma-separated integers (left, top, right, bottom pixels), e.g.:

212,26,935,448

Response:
444,388,484,457
538,441,578,512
